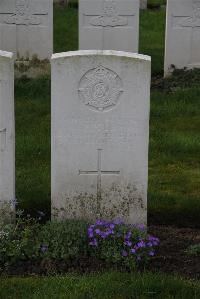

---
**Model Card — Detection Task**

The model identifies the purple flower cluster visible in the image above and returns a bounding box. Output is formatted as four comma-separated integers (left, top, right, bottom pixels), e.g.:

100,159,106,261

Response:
122,234,159,260
88,219,122,247
88,219,159,263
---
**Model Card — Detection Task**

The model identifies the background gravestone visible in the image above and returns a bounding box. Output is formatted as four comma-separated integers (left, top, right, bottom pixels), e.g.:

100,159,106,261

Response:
0,50,15,221
140,0,147,9
79,0,139,52
165,0,200,76
0,0,53,60
51,50,151,224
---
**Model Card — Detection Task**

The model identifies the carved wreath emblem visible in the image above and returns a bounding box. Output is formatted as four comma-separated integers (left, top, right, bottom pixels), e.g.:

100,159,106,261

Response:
78,66,123,111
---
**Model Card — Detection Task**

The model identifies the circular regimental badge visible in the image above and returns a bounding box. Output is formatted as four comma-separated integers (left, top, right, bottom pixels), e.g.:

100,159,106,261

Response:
78,65,123,111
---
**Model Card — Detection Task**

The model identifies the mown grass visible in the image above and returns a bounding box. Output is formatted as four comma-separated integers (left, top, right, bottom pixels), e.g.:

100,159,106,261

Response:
3,2,200,298
15,77,51,215
1,271,200,299
15,76,200,225
149,88,200,225
140,8,166,75
14,5,200,226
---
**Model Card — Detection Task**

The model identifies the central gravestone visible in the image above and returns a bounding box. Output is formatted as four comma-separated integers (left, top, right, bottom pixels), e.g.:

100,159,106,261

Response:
79,0,139,52
51,50,151,224
0,0,53,60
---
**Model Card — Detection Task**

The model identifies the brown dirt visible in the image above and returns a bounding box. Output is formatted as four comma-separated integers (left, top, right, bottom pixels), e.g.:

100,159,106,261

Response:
2,225,200,279
148,225,200,279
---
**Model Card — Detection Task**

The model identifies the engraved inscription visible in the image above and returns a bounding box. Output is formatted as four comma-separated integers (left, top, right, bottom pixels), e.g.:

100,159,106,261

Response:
90,0,128,27
78,66,123,111
57,116,144,147
2,0,47,26
173,0,200,28
79,149,120,214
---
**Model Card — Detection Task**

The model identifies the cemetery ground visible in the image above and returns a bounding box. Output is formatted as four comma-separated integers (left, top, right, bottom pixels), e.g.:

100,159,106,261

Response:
0,2,200,298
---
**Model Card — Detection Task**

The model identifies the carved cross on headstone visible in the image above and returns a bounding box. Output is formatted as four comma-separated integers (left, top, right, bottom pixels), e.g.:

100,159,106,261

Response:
79,149,120,213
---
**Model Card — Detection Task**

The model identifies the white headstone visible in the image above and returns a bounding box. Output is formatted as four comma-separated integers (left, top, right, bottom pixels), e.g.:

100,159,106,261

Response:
51,50,151,224
165,0,200,76
0,0,53,60
140,0,147,9
0,50,15,218
79,0,139,52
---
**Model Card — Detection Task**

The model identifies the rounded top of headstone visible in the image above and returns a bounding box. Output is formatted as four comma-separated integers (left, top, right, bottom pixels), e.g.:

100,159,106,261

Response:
0,51,13,59
51,50,151,62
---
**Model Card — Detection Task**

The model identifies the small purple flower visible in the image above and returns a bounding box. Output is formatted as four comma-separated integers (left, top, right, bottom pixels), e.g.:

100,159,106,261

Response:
99,232,107,239
124,240,132,247
95,228,101,234
131,248,136,254
135,224,146,231
137,240,146,248
125,231,132,240
149,251,155,256
148,236,159,245
109,229,114,235
89,238,98,247
136,256,142,261
109,223,115,229
40,244,48,253
95,220,106,226
146,242,153,247
105,230,112,236
113,218,124,225
88,227,94,238
121,250,128,257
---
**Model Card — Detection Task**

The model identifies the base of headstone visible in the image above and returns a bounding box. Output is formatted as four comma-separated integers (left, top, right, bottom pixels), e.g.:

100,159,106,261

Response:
140,0,147,9
164,65,200,78
15,58,50,78
0,201,15,226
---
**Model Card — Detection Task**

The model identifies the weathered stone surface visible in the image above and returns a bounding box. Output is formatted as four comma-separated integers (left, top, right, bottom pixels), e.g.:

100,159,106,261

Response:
79,0,139,52
0,50,15,220
140,0,147,9
165,0,200,76
51,50,151,224
0,0,53,60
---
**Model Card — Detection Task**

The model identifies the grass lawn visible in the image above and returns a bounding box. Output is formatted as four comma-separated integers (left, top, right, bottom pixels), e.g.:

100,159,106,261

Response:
15,5,200,226
2,3,200,298
1,271,200,299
